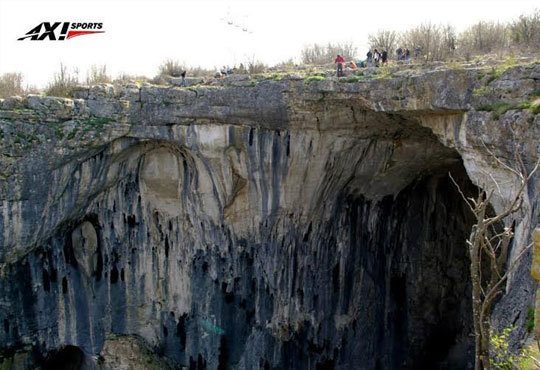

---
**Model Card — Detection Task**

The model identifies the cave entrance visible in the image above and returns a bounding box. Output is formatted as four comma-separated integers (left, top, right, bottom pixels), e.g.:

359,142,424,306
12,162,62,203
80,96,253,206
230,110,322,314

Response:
334,161,477,369
42,345,85,370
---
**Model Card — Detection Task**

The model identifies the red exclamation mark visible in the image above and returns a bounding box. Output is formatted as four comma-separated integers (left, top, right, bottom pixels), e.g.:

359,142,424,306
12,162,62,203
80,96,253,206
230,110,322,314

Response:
58,22,69,40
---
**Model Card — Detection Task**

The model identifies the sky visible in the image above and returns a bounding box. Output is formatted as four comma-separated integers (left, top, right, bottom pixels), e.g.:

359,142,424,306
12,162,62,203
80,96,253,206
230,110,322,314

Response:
0,0,538,88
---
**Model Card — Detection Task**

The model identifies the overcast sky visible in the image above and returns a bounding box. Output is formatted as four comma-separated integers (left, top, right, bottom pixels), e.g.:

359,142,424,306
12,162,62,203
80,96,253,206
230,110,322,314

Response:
0,0,538,88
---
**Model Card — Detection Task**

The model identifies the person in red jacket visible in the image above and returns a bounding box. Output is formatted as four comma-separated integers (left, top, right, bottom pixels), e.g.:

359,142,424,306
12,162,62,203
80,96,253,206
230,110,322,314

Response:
335,54,345,77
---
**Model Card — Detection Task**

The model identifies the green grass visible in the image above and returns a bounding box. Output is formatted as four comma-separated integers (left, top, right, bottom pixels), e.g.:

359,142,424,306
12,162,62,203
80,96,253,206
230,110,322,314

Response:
304,75,326,84
477,98,540,119
262,72,287,81
486,56,518,83
526,307,535,333
374,65,392,80
340,75,364,83
50,117,113,141
83,117,113,128
447,61,462,70
473,86,492,96
66,130,77,140
516,101,531,109
51,123,64,139
478,102,514,119
531,99,540,115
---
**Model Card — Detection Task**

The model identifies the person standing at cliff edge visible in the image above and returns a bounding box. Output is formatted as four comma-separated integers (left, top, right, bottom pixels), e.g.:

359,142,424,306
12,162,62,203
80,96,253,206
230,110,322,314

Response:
335,54,345,77
180,70,186,86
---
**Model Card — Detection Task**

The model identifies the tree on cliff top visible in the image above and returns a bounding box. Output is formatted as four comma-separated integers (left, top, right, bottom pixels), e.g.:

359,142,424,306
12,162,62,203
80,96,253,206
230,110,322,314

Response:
368,30,398,57
301,42,357,65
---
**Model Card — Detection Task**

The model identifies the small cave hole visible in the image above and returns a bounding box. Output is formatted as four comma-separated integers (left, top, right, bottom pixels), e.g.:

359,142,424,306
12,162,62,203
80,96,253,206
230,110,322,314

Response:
176,313,187,350
42,269,51,292
217,336,229,370
42,345,85,370
110,266,119,284
332,263,340,293
165,237,170,258
127,215,137,228
62,277,68,294
248,127,254,146
3,319,9,334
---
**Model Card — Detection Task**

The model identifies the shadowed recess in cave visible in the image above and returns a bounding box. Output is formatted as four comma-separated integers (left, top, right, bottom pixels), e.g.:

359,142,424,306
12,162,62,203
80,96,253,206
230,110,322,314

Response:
278,164,477,370
42,345,84,370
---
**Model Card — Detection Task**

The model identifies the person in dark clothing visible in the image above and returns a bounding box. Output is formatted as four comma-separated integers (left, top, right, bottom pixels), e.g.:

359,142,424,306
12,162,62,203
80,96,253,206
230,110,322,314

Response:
180,70,186,86
405,48,411,63
335,54,345,77
366,50,373,67
381,50,388,65
396,47,403,61
373,49,380,66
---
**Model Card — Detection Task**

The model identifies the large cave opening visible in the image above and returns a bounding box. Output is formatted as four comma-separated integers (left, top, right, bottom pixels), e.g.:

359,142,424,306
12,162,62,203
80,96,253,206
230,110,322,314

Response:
265,159,478,370
326,161,478,370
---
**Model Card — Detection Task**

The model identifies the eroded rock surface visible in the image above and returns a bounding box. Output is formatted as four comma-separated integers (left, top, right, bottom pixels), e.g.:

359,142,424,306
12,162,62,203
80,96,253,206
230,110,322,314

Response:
0,63,539,369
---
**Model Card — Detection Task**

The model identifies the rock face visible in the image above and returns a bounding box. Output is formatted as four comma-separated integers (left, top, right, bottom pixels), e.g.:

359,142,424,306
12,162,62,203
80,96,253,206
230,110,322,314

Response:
0,63,539,369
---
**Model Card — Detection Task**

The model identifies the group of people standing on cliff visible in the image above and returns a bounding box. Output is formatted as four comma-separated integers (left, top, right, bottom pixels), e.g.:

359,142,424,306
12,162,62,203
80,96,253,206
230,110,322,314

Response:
334,46,420,77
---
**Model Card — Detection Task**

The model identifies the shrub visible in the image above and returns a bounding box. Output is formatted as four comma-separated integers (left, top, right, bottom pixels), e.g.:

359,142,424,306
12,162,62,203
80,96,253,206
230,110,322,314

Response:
400,23,457,62
247,59,267,74
374,65,392,79
86,65,111,85
185,66,214,78
157,59,185,77
113,73,151,85
273,58,296,71
493,56,517,78
301,42,357,65
0,73,25,98
458,21,509,57
45,64,80,98
153,59,213,83
490,327,536,369
509,9,540,47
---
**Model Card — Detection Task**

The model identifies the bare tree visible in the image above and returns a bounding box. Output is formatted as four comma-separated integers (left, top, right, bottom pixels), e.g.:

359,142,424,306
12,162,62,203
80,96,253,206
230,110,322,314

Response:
368,30,398,56
86,64,111,86
509,9,540,48
400,22,457,62
301,42,357,65
458,21,509,58
451,145,539,370
45,63,80,98
0,72,24,98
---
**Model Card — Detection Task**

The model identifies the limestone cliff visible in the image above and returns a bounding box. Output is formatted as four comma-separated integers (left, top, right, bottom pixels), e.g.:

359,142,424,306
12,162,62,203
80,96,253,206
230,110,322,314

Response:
0,62,539,369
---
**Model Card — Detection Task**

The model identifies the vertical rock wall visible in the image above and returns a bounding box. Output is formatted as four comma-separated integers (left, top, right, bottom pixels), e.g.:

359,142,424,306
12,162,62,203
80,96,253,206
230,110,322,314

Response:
0,123,478,369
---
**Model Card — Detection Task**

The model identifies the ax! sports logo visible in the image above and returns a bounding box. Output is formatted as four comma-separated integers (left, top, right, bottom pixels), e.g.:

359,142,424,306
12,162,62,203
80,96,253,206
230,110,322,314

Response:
18,22,104,41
